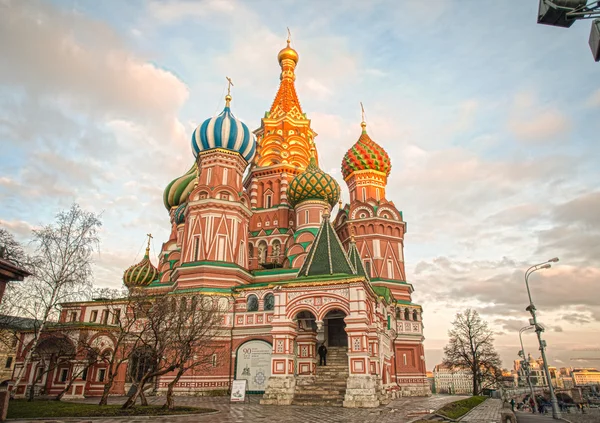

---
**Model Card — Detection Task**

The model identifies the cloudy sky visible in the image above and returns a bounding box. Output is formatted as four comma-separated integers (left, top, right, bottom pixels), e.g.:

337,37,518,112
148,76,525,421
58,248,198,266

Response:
1,0,599,371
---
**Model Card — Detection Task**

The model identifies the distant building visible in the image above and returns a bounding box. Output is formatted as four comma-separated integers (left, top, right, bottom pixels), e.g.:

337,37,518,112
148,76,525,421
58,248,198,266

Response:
572,368,600,386
0,315,38,383
515,355,548,388
426,371,435,393
501,369,517,389
433,364,472,394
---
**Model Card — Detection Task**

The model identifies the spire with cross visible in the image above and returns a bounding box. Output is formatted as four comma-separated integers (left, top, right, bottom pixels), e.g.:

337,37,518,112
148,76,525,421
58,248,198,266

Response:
145,233,153,257
360,102,367,133
225,76,234,107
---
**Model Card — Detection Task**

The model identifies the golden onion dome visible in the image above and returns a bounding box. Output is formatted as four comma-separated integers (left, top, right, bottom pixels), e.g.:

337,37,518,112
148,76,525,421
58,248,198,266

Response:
278,40,299,65
123,240,158,289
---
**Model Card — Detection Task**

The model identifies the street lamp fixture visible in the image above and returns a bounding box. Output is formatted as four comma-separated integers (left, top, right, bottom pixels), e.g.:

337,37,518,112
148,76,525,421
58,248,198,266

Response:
524,258,561,419
519,325,537,412
537,0,600,61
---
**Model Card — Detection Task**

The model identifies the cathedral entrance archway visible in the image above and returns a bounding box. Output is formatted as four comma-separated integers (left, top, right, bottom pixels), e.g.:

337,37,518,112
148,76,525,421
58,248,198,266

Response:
294,311,317,375
324,309,347,347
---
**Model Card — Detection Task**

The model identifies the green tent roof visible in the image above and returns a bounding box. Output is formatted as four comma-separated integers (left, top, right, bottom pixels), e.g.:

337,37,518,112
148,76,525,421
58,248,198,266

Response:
347,241,369,281
298,215,356,277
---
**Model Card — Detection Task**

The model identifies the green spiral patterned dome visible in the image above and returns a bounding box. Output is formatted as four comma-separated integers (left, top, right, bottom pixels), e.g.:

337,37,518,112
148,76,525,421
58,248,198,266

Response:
123,247,158,288
287,157,340,207
174,202,187,226
163,163,197,211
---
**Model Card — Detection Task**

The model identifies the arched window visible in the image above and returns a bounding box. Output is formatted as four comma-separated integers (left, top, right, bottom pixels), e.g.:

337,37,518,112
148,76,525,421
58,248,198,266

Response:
171,298,177,312
222,168,228,185
257,241,267,264
264,293,275,311
248,243,254,258
362,187,366,201
404,309,410,321
265,194,272,208
272,240,281,259
191,296,198,311
180,297,187,313
247,295,259,312
413,310,418,321
364,260,372,278
238,241,245,266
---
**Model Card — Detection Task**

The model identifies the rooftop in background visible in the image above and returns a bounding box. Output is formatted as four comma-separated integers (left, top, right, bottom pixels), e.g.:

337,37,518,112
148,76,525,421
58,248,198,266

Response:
0,257,31,282
0,314,39,331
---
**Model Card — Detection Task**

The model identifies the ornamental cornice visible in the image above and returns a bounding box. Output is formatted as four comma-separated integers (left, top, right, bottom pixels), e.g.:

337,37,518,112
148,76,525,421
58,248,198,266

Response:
187,198,252,218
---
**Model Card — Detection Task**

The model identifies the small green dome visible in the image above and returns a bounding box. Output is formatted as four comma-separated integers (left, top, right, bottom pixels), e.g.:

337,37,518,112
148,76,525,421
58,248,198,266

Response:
123,247,158,288
287,157,340,207
163,163,197,211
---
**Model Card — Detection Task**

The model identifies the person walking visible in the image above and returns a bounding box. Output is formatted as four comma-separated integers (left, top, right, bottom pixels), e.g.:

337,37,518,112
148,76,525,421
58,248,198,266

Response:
510,398,516,412
318,344,327,366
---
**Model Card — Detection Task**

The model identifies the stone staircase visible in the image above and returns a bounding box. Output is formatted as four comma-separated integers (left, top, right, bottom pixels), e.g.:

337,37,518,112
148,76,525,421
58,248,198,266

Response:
292,346,348,406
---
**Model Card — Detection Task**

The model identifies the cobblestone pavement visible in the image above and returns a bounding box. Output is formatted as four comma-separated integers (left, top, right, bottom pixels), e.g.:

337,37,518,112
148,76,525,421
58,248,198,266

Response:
516,408,600,423
460,398,502,423
556,408,600,423
9,394,467,423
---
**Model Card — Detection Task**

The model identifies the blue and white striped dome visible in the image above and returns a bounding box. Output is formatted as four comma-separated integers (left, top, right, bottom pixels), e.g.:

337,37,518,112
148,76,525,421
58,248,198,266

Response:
191,104,256,163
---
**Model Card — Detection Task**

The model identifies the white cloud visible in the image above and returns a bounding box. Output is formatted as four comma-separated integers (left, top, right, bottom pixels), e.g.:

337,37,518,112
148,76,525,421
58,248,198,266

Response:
147,0,235,23
587,89,600,107
507,92,571,142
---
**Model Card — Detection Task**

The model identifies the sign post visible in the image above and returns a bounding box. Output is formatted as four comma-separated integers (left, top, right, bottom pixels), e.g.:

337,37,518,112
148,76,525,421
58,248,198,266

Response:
230,379,247,403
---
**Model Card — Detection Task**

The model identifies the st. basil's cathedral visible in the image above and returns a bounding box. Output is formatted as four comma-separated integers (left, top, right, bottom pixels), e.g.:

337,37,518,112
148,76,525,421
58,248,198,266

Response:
13,38,430,407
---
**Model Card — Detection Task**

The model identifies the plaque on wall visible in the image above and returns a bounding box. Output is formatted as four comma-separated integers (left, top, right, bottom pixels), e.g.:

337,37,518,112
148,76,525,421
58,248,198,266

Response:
235,340,272,392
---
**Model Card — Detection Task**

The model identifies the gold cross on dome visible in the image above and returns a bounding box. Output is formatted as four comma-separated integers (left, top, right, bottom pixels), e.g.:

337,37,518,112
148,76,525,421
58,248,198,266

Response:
360,102,365,123
226,76,234,96
287,27,292,44
146,233,153,249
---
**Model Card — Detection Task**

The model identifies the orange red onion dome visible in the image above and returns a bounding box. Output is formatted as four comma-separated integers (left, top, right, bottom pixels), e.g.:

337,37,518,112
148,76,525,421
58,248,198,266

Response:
287,156,340,207
341,122,391,179
163,162,196,211
123,247,158,288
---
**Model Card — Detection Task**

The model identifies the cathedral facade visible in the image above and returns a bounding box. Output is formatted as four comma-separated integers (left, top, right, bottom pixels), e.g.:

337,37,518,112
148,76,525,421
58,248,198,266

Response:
12,39,429,407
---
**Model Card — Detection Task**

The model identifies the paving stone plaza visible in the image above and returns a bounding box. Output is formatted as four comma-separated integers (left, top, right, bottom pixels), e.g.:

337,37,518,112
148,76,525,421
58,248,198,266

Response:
10,394,467,423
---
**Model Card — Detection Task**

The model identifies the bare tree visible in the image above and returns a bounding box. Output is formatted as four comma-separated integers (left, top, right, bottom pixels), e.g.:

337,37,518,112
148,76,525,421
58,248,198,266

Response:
443,309,502,396
96,289,142,406
0,228,34,270
11,204,102,391
163,295,224,410
122,294,224,409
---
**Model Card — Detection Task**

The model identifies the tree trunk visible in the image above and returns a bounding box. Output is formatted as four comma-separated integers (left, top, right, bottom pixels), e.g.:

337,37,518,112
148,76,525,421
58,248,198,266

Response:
99,363,118,406
165,368,184,410
139,389,148,406
122,378,146,409
98,382,111,406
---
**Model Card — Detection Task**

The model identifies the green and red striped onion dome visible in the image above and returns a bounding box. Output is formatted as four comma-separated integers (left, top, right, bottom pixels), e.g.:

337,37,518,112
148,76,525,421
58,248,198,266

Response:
163,162,197,211
341,124,391,179
123,248,158,288
287,157,341,207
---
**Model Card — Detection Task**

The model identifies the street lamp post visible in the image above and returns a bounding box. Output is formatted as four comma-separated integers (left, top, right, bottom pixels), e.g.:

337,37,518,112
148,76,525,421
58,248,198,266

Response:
525,258,561,419
519,325,538,412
